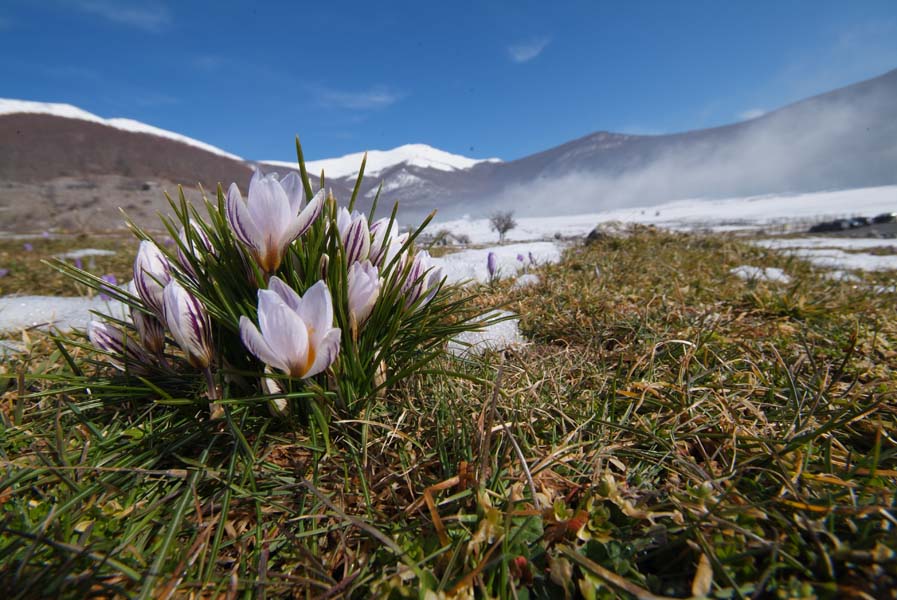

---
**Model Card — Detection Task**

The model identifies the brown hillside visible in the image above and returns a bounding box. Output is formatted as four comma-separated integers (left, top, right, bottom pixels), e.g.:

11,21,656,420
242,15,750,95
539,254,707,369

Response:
0,113,252,187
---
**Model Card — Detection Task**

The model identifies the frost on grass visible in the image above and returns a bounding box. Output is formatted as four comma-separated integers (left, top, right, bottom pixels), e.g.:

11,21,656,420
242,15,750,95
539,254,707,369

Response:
447,309,524,356
730,265,792,283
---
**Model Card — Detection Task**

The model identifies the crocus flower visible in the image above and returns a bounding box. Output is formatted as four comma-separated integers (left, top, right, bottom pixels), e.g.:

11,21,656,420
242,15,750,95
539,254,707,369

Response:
73,258,83,270
487,252,498,280
517,253,525,262
23,243,33,252
99,274,117,301
88,319,153,369
239,278,340,379
133,240,172,316
369,218,409,268
131,307,166,355
226,170,324,274
0,268,8,278
162,280,213,369
348,260,381,327
177,220,215,277
336,207,371,264
404,251,442,308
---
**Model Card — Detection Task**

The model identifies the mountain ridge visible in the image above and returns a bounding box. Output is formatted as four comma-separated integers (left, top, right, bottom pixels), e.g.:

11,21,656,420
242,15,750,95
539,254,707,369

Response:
1,67,896,231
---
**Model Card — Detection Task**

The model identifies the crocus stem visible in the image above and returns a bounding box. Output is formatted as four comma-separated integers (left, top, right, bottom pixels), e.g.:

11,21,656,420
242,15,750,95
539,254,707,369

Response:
205,367,224,419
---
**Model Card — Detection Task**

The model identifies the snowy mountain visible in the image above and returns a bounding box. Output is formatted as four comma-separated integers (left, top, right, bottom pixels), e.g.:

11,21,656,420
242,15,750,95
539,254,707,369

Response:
1,66,896,232
263,143,500,179
0,99,241,161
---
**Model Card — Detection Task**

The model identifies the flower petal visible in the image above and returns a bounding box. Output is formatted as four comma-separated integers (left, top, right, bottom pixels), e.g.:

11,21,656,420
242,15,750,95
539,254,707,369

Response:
163,281,212,368
266,276,303,313
226,182,261,249
343,215,371,264
304,327,341,379
284,190,324,243
133,241,171,316
258,290,310,376
279,171,303,215
239,316,290,374
295,281,333,347
247,174,292,245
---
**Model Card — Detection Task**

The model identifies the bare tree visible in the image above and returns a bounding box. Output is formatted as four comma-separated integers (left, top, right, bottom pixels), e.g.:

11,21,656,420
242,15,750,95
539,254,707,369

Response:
489,210,517,243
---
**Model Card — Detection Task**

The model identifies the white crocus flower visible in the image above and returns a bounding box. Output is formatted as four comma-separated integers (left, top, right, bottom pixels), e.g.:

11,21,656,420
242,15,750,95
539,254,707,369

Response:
162,280,214,369
87,319,153,370
403,250,442,309
239,277,341,379
336,207,371,264
177,220,215,278
348,260,381,328
226,170,324,274
131,308,166,355
369,217,409,268
133,240,172,316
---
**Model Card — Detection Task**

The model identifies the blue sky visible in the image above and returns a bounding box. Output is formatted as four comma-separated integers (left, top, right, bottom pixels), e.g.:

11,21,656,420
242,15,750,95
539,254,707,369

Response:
2,1,896,162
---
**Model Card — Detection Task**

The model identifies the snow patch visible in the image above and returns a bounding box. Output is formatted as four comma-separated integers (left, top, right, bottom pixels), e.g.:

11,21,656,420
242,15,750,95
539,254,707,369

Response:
55,248,117,260
0,98,242,161
431,185,897,243
434,242,562,285
448,310,525,356
512,273,540,288
0,295,128,334
730,266,792,283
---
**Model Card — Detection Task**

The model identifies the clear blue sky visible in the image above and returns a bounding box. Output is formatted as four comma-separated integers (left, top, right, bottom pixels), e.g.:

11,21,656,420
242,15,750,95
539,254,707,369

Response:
2,1,896,162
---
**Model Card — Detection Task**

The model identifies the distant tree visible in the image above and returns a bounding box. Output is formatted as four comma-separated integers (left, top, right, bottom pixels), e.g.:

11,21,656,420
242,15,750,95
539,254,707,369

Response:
489,210,517,243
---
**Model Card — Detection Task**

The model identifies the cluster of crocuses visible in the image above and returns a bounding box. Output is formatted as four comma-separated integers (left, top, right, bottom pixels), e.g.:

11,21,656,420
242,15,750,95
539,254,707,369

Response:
87,168,444,414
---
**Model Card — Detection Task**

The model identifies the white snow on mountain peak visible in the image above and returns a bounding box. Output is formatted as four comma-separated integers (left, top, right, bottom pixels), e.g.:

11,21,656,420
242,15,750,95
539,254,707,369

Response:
263,143,502,179
0,98,242,161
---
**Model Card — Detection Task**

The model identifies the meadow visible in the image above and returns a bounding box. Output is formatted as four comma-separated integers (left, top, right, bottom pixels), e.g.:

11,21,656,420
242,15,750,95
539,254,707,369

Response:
1,226,895,599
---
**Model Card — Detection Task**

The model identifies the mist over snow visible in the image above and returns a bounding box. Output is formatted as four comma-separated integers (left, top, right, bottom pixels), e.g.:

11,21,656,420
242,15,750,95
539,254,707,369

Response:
484,93,897,218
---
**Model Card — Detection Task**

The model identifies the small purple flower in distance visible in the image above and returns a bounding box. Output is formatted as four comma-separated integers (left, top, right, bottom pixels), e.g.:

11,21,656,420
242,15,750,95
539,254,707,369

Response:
99,274,118,301
73,258,84,270
42,231,50,238
517,253,525,262
0,268,9,278
487,251,497,280
23,243,33,252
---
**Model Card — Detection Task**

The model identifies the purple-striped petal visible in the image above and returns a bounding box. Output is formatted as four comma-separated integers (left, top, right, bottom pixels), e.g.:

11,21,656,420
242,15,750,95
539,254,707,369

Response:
133,241,171,316
266,276,303,313
88,320,152,367
132,308,165,354
295,189,325,237
163,280,212,368
343,215,370,264
226,183,261,249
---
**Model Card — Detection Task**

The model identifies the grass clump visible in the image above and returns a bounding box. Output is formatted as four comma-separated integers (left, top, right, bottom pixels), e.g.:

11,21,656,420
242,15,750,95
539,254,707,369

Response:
1,225,896,598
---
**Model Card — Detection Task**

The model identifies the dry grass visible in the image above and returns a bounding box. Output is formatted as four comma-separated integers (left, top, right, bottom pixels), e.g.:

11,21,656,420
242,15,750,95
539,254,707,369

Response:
1,226,896,598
